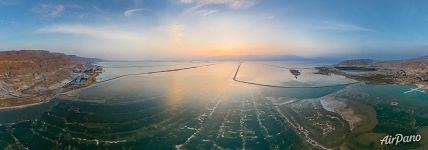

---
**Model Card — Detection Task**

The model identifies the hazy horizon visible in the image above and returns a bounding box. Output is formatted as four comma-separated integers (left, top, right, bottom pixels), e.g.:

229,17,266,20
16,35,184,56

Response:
1,0,428,60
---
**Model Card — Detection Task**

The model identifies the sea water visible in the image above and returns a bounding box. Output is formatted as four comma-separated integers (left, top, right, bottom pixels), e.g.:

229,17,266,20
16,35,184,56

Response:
0,61,426,149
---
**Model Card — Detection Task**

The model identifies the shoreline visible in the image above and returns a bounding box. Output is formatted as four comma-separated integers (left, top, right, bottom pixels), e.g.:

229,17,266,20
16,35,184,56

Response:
0,98,52,111
0,63,216,111
0,68,107,111
0,82,98,111
0,67,102,111
315,66,428,93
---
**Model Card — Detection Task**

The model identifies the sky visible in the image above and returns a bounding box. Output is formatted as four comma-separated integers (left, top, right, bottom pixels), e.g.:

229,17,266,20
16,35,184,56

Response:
1,0,428,60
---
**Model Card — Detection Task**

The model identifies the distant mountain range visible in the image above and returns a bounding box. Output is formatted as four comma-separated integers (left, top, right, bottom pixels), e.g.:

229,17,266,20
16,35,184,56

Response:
83,57,104,63
188,54,343,63
336,55,428,68
413,55,428,60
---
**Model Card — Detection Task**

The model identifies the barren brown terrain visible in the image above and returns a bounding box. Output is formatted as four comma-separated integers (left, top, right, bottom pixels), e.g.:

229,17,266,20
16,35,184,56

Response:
0,50,101,109
316,55,428,92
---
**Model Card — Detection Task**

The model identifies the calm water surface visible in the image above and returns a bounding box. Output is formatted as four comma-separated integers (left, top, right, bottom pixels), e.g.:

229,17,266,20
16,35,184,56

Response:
0,61,425,149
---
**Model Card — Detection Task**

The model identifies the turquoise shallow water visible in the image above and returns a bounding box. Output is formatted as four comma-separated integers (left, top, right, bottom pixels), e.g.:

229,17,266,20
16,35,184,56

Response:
0,61,426,149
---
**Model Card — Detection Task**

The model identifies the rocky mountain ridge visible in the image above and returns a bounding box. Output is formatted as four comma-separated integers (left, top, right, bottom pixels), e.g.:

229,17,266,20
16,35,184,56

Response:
0,50,102,109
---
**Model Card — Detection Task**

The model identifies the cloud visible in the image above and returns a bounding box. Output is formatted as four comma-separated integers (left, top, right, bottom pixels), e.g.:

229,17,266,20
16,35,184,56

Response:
168,24,185,44
50,5,65,16
315,21,374,32
177,0,193,4
193,9,218,16
33,4,65,16
181,0,256,16
199,0,255,9
38,24,144,43
35,24,165,60
124,8,146,17
224,0,256,9
179,0,255,9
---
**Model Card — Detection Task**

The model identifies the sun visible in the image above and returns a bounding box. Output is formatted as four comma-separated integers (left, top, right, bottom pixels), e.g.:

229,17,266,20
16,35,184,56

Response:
208,49,239,56
192,47,241,56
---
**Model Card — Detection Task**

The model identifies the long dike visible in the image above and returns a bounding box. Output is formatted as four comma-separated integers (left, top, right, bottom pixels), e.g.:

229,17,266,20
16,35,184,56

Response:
232,62,358,88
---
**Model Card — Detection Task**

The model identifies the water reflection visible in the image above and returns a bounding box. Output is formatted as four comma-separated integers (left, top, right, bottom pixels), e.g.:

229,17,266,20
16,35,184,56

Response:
0,61,421,149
